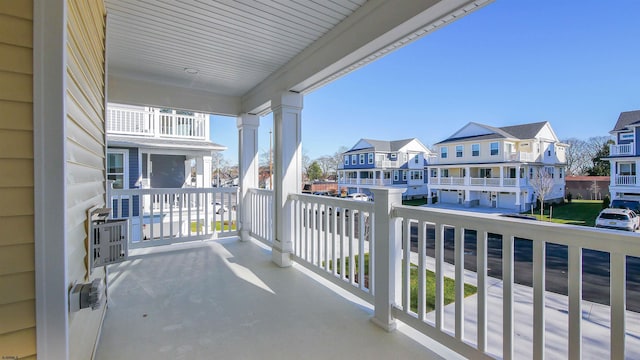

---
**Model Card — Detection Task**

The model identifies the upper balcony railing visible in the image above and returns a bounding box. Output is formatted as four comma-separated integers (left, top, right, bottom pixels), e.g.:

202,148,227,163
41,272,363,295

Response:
611,142,635,156
339,178,393,186
106,106,208,140
615,175,637,186
429,151,538,165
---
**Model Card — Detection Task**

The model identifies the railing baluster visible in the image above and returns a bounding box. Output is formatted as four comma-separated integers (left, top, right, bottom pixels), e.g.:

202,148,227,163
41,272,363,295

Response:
478,230,488,352
402,218,410,313
324,204,330,272
349,208,355,285
359,210,365,290
331,206,337,276
340,207,346,281
418,221,426,320
568,245,582,360
435,223,444,330
611,252,626,360
455,226,465,341
533,240,546,360
503,233,514,360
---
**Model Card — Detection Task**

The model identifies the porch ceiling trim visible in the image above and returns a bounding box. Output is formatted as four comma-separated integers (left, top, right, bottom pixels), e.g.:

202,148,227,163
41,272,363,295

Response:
107,75,241,116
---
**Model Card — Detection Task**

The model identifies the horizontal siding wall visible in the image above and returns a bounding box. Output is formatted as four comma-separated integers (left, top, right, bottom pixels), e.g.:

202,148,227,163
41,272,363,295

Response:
66,0,107,359
0,1,36,358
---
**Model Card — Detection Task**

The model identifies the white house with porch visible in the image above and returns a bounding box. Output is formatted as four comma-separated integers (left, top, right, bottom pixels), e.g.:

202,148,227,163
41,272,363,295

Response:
428,121,568,211
6,1,638,360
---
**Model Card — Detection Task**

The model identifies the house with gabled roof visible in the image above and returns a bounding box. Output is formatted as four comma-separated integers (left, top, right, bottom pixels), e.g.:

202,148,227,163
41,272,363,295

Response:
427,121,568,211
337,138,434,199
608,110,640,200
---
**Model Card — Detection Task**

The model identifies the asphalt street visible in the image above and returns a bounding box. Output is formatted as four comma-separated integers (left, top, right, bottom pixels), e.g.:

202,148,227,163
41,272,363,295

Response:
411,226,640,312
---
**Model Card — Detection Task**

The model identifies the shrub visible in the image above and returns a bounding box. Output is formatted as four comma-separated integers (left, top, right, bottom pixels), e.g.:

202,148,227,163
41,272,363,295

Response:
566,192,572,203
602,195,611,209
576,193,583,200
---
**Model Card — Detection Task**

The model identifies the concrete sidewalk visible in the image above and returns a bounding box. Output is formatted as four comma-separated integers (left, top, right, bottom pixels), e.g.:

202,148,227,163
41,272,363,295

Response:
411,252,640,359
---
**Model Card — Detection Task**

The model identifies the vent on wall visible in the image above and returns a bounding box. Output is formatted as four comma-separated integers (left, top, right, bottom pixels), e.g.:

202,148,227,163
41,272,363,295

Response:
90,208,128,270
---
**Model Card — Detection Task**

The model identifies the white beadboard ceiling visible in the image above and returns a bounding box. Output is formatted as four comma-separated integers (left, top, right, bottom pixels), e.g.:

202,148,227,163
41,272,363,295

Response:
105,0,492,114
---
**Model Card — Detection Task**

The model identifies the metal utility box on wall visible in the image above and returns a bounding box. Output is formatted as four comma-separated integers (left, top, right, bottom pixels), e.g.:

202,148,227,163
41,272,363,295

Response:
89,208,129,269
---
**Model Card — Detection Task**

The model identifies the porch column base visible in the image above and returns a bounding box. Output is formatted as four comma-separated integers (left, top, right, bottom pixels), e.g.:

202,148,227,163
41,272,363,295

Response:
272,247,292,268
370,316,397,332
239,229,251,242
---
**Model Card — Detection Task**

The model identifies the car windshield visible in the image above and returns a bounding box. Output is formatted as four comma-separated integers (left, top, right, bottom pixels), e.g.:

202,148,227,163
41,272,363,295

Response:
611,200,640,211
600,213,630,221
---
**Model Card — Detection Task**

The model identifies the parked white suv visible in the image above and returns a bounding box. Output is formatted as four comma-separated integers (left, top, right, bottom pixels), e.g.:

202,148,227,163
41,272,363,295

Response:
595,208,639,232
346,193,369,201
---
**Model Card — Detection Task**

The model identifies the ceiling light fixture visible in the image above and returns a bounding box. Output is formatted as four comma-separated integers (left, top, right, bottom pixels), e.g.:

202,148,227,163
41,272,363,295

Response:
184,67,199,75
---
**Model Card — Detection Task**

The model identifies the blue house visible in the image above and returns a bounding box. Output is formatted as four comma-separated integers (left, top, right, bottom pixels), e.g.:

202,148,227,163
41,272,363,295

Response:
608,110,640,201
337,138,433,199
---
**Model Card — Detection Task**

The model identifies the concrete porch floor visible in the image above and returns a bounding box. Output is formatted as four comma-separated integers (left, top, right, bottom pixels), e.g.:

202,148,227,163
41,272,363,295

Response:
95,237,454,360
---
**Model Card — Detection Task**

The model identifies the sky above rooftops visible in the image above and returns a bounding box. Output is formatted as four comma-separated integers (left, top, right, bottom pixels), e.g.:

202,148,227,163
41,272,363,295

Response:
212,0,640,165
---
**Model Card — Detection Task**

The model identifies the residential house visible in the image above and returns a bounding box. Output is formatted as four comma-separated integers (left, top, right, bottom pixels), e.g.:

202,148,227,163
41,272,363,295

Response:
337,138,433,199
5,1,635,360
608,110,640,201
427,121,567,211
106,103,226,190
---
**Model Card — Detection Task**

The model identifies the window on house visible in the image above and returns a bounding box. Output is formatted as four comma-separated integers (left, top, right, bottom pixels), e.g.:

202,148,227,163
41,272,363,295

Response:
545,167,555,178
390,153,397,159
393,170,399,181
107,150,128,189
431,169,437,177
456,145,463,158
490,142,499,156
620,132,634,141
620,163,636,176
344,155,349,165
480,168,492,178
529,168,534,179
509,168,516,178
472,144,480,156
410,170,423,180
368,153,373,164
403,153,408,163
441,169,449,177
402,170,407,181
414,154,420,164
360,154,365,164
351,155,356,165
559,168,563,178
441,147,448,158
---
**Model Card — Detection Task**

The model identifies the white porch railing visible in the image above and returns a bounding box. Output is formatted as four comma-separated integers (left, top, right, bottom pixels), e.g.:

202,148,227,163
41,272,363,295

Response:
106,106,208,140
506,152,537,162
375,160,400,168
340,178,393,186
272,190,640,359
248,188,274,244
109,187,237,248
611,143,635,156
616,175,637,186
289,193,375,300
470,177,501,186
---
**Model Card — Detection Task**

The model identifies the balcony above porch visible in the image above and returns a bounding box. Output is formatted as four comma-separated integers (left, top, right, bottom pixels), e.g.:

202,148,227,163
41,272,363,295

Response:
611,142,635,156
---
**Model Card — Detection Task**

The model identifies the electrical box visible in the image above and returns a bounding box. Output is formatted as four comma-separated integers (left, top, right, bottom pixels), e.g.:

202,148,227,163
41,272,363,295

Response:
69,279,104,312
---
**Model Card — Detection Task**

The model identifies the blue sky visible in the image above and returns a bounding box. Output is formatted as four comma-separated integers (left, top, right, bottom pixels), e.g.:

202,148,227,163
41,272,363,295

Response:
212,0,640,165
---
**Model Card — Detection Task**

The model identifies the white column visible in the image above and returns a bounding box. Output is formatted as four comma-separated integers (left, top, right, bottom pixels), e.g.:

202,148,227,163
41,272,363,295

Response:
500,166,504,187
465,166,471,185
370,187,404,331
237,113,260,242
272,92,303,267
203,155,212,188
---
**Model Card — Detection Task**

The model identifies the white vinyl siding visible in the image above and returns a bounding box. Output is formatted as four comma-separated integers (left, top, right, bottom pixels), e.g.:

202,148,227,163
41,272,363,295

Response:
66,1,107,359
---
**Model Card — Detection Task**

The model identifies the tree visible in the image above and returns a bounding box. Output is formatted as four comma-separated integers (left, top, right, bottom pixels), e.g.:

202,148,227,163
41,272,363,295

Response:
315,155,334,180
530,167,554,218
307,161,322,181
562,137,590,175
586,138,614,176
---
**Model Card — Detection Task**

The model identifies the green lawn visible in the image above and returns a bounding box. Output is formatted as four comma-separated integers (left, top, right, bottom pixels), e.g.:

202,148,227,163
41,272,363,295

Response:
328,254,477,313
403,198,428,206
523,200,603,227
191,220,236,232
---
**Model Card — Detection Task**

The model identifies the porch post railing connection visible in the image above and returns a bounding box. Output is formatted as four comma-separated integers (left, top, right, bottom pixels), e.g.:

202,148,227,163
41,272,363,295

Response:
272,92,303,267
237,113,260,242
370,187,404,331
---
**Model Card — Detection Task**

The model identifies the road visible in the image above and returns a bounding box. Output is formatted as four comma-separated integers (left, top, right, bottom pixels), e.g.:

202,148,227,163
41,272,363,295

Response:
410,226,640,312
